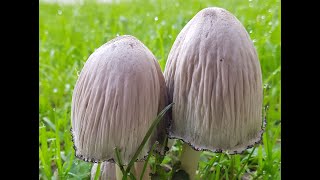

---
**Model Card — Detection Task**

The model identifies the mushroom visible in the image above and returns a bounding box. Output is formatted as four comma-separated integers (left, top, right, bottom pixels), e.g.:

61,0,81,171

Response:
71,35,168,179
164,7,264,178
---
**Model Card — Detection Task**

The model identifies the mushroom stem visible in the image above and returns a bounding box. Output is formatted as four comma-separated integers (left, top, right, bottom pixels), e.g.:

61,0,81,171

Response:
167,139,175,147
179,143,201,180
115,165,123,180
91,162,116,180
116,162,151,180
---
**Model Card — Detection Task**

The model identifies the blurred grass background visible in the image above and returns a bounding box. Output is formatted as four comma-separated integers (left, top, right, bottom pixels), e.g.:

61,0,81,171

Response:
39,0,281,179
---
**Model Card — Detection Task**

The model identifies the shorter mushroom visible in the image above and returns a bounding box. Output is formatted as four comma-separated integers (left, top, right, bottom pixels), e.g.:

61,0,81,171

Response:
71,35,168,179
164,7,264,179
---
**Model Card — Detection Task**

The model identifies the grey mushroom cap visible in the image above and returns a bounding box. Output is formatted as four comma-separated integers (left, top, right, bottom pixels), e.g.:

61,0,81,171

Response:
164,7,264,154
71,35,168,164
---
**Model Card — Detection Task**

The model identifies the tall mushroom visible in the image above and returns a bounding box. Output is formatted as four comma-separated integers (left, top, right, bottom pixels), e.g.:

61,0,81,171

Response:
164,7,264,178
71,35,168,179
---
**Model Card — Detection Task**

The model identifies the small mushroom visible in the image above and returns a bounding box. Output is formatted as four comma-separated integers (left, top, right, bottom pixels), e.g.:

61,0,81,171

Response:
164,7,264,178
71,35,167,178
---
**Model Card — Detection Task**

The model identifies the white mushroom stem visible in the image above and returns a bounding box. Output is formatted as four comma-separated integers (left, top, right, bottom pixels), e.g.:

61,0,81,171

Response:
115,165,122,180
179,143,201,180
167,139,175,147
115,162,151,180
91,162,116,180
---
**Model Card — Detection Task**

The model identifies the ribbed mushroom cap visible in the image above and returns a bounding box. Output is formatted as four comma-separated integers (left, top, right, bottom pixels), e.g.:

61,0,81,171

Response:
164,7,264,154
71,35,167,164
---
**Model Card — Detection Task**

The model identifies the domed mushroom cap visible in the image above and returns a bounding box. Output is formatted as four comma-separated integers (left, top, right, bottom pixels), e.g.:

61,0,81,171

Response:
164,7,263,154
71,35,167,164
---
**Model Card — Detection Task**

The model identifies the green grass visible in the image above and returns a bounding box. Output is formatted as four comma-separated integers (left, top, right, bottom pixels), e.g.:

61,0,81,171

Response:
39,0,281,179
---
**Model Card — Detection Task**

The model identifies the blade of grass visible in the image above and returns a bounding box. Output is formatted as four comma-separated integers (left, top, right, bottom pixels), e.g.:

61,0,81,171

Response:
229,155,235,179
204,154,217,178
264,66,281,85
263,133,271,173
42,117,56,131
214,165,220,180
215,154,224,180
209,171,214,180
159,133,168,159
125,103,174,174
140,142,158,180
153,134,168,170
40,125,52,178
257,145,264,172
39,125,48,165
39,147,52,178
234,155,241,175
207,153,224,179
55,118,63,178
225,166,229,180
114,147,126,175
235,146,256,179
63,150,75,177
94,162,101,180
128,172,137,180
